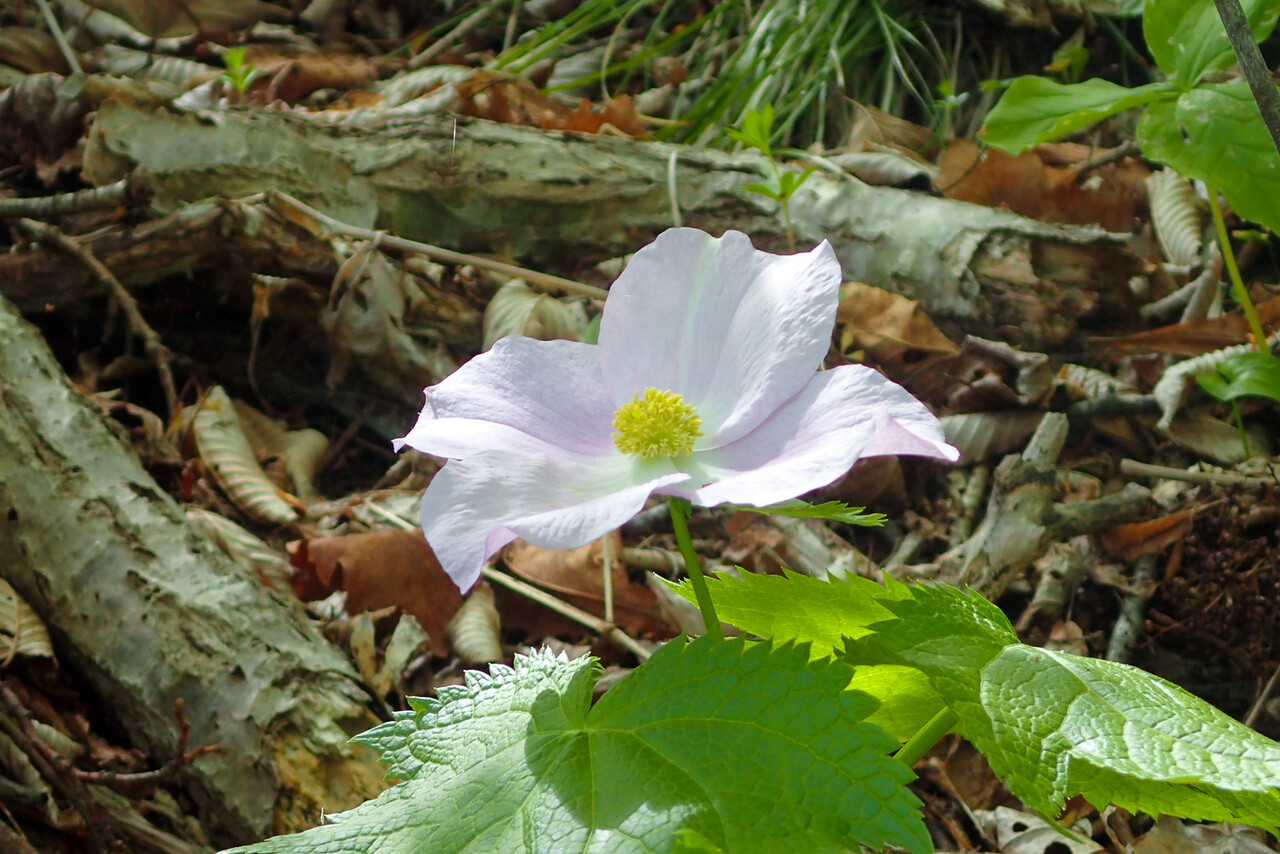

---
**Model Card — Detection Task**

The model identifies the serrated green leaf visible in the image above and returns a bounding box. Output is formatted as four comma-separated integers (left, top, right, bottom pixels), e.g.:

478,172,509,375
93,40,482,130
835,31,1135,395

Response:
1138,82,1280,233
733,498,888,526
981,77,1177,154
670,571,944,741
844,583,1280,832
221,638,932,854
1143,0,1280,84
1196,351,1280,403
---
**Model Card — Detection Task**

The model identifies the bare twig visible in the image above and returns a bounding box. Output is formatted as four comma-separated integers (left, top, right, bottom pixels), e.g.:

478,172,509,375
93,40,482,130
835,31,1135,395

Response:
1120,458,1278,488
13,219,180,418
266,191,609,300
32,0,82,75
0,180,140,220
0,681,121,853
363,502,653,661
1244,660,1280,728
1072,141,1141,180
1212,0,1280,158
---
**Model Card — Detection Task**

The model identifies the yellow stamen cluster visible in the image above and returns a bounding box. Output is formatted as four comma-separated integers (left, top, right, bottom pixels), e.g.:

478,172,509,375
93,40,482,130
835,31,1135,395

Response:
612,388,703,459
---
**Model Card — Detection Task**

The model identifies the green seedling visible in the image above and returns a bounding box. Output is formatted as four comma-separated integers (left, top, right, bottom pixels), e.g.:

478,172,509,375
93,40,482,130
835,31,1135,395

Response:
727,106,817,250
220,47,262,101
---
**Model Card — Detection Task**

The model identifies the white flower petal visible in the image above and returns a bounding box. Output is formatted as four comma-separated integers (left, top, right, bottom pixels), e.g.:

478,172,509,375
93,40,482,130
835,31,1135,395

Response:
663,365,958,507
598,228,842,447
395,336,616,459
421,449,689,591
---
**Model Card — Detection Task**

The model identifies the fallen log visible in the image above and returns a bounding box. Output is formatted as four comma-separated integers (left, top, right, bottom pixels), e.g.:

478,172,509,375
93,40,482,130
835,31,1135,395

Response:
0,294,387,846
80,97,1143,350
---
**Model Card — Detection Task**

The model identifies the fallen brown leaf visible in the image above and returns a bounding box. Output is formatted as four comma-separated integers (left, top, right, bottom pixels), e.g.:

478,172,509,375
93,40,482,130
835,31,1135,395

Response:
289,529,463,656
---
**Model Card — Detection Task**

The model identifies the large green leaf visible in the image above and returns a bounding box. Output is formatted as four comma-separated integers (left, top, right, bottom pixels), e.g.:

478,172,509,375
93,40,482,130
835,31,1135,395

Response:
981,77,1176,154
221,638,932,854
1138,82,1280,233
845,582,1280,832
672,570,944,741
1197,350,1280,403
1144,0,1280,85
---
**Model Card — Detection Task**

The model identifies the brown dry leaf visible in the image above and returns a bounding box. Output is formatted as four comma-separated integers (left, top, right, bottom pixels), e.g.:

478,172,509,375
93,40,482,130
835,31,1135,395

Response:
937,139,1147,233
1099,509,1195,561
1096,294,1280,356
844,101,933,152
0,577,56,665
191,386,302,526
82,0,290,38
446,583,502,664
504,536,675,637
321,243,456,395
248,52,379,105
455,70,646,138
0,28,70,74
837,282,958,365
722,512,791,576
289,529,463,656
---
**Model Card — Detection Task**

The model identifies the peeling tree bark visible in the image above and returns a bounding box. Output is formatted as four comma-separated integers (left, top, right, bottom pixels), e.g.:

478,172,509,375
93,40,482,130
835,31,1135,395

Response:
80,98,1144,350
0,295,387,847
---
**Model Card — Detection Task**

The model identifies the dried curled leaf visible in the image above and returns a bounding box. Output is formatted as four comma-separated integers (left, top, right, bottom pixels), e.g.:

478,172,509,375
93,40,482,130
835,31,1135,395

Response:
185,506,293,590
231,401,329,504
482,280,588,350
1146,169,1204,268
1153,342,1258,428
0,577,55,665
446,582,502,664
192,386,301,526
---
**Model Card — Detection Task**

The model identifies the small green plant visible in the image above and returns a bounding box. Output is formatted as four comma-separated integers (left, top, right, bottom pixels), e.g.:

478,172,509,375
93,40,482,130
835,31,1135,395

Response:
219,229,1280,854
726,106,817,250
219,47,261,101
980,0,1280,234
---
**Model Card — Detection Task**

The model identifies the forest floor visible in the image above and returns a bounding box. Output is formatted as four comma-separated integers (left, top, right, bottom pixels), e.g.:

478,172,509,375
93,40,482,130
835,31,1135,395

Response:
0,1,1278,853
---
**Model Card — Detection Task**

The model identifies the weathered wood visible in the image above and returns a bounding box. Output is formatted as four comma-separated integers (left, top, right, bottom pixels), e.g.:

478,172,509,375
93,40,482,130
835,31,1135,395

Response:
81,98,1144,349
0,295,387,846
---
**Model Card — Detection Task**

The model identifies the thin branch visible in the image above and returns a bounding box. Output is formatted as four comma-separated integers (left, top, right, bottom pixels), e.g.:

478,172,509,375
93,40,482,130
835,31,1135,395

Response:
0,180,140,220
1212,0,1280,158
14,219,180,418
266,191,609,300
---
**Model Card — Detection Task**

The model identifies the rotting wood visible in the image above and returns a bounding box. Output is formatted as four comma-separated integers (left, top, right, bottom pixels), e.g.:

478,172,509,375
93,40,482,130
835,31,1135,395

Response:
79,97,1144,349
0,294,387,846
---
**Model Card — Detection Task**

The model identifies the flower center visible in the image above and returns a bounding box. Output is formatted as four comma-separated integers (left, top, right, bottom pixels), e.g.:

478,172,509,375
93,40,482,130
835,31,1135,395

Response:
612,388,703,459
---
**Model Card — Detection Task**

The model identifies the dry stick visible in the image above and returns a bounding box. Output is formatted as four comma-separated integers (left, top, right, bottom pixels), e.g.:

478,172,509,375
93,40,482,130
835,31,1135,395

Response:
1212,0,1280,158
0,682,121,854
1244,660,1280,728
265,191,610,300
32,0,82,75
1120,458,1278,488
364,503,652,661
14,219,180,419
0,179,137,220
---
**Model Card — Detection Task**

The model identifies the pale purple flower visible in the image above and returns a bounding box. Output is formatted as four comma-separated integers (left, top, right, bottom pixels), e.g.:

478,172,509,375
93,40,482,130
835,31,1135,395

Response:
396,228,958,591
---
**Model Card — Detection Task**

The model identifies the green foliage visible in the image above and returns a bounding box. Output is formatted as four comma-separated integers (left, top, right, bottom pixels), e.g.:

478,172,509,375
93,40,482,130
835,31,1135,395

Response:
732,497,887,527
980,0,1280,231
492,0,939,149
219,47,261,98
1197,349,1280,403
220,637,932,854
727,106,818,248
670,570,943,741
843,582,1280,831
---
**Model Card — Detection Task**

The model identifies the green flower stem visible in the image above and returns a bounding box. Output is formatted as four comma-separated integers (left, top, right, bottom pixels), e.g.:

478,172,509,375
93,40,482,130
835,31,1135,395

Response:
667,498,723,642
1207,184,1267,350
893,707,959,769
